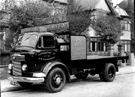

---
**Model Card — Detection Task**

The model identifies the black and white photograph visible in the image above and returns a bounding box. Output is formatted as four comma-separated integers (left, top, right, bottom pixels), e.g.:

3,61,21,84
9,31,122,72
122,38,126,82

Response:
0,0,135,97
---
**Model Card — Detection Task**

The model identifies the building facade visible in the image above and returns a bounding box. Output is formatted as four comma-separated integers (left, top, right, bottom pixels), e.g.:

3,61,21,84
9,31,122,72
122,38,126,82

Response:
44,0,128,56
0,10,10,52
115,5,131,54
118,0,134,54
77,0,119,56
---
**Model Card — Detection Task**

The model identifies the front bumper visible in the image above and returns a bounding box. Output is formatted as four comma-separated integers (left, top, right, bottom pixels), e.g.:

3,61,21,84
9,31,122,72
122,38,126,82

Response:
8,76,45,83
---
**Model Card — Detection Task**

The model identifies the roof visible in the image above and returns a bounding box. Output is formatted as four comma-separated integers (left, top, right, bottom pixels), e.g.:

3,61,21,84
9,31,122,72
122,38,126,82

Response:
0,20,9,27
50,0,119,16
54,0,68,4
0,10,10,27
42,0,68,5
114,5,130,18
24,32,54,36
21,22,69,34
105,0,119,16
73,0,100,10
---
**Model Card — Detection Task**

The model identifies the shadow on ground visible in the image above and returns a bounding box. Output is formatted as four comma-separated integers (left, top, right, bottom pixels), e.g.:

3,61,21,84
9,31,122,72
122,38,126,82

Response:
2,75,102,93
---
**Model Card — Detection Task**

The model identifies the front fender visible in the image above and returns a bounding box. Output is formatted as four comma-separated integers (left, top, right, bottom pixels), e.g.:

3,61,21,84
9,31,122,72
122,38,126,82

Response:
42,61,71,82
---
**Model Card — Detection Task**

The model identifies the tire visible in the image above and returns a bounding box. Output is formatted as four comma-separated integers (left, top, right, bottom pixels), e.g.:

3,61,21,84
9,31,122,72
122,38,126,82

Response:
18,82,33,88
75,72,88,79
99,63,116,82
46,67,66,93
99,73,106,81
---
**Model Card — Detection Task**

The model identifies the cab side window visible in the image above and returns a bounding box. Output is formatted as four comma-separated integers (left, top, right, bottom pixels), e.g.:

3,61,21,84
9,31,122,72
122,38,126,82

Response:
37,36,55,49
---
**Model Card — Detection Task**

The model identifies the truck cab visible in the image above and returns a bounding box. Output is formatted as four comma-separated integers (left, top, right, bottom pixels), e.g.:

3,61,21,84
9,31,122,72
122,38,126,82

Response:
8,31,70,92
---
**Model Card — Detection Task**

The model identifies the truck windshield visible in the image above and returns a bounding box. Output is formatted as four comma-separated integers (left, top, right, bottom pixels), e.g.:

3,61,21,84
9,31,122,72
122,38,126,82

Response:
16,33,38,48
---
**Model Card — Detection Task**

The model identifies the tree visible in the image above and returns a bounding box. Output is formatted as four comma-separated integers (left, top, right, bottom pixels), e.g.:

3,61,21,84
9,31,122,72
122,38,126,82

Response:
67,0,91,35
7,0,67,47
93,15,122,44
68,10,91,35
0,0,16,51
6,0,51,48
9,0,51,34
0,0,16,13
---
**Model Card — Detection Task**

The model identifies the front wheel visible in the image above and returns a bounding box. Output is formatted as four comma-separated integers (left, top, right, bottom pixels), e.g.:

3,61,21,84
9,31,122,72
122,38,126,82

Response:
99,63,116,82
46,67,66,93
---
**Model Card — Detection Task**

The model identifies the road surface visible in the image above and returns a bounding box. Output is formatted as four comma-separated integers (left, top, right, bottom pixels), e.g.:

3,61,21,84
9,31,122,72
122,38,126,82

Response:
1,72,135,97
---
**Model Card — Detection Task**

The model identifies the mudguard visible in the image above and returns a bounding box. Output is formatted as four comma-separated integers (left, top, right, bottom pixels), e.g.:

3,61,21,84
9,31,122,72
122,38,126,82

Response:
42,61,71,82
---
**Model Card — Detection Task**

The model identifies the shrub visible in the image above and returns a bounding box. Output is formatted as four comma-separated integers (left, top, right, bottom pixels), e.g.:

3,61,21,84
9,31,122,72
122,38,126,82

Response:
93,16,122,44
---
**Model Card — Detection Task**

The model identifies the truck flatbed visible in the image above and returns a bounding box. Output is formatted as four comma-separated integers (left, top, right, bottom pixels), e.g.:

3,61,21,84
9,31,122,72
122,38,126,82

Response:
87,55,118,60
87,55,128,60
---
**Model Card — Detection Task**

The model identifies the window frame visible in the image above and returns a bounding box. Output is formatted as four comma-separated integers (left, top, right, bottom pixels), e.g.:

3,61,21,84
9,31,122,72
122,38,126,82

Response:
121,20,131,31
36,35,57,49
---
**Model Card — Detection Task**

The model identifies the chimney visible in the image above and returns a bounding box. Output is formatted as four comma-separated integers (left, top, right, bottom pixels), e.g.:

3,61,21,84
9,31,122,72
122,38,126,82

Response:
128,0,133,11
108,0,113,7
67,0,74,14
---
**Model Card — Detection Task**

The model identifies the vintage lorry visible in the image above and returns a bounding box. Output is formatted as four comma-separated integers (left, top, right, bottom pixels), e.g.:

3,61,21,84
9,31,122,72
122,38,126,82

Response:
8,22,128,93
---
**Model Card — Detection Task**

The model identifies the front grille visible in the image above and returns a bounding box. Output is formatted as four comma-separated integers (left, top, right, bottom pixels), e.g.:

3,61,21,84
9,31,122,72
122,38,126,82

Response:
12,61,22,76
12,54,25,62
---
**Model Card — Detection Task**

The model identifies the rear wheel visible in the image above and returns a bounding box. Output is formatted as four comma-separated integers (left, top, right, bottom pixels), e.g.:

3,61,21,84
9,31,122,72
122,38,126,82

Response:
75,71,88,79
99,63,116,82
46,67,66,93
18,82,32,88
99,73,106,81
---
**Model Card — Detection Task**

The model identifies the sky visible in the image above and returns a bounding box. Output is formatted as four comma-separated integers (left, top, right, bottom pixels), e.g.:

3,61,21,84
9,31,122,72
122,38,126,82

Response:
112,0,123,6
0,0,124,9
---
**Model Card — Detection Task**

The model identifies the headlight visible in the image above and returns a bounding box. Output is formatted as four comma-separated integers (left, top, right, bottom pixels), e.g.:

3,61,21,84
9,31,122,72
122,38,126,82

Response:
8,64,13,70
22,64,28,71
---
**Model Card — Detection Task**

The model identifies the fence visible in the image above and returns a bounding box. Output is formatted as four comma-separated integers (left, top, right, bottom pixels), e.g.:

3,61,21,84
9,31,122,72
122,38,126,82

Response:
88,51,108,56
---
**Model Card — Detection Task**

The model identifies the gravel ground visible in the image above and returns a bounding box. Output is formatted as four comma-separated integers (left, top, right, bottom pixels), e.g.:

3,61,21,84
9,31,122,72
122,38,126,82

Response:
1,73,135,97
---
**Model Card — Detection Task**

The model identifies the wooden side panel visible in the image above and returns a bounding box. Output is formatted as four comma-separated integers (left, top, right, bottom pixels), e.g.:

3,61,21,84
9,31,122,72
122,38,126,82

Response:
71,36,86,60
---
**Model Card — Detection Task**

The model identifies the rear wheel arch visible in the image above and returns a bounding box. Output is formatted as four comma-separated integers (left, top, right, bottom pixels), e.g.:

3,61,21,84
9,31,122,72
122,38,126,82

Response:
99,59,118,72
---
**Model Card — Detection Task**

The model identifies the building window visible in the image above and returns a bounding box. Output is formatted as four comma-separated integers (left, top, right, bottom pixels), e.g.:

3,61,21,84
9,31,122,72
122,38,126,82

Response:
89,38,107,52
97,42,106,51
92,42,95,51
121,21,131,31
121,40,131,52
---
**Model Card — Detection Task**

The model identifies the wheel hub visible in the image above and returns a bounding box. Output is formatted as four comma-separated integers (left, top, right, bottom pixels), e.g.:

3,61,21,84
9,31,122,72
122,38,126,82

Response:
108,68,114,78
53,74,62,85
55,77,61,85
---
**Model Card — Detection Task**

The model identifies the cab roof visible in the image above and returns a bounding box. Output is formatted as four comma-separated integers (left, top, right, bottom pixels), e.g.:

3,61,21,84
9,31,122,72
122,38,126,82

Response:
23,32,55,36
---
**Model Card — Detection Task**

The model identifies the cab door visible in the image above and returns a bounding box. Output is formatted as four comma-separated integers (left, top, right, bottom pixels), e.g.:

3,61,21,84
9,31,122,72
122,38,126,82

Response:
36,35,58,62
